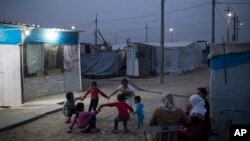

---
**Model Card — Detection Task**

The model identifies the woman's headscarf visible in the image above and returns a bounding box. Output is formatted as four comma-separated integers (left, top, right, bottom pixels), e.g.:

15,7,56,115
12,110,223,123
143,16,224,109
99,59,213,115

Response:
161,92,176,112
189,94,207,117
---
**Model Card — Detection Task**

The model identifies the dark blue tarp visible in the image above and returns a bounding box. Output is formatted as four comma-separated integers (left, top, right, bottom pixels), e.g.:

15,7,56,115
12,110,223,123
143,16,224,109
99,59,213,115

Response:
81,52,119,76
210,50,250,70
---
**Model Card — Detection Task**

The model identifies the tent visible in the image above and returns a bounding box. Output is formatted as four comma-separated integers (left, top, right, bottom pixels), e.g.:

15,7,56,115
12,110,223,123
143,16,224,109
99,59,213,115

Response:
210,42,250,131
149,41,202,74
81,52,120,76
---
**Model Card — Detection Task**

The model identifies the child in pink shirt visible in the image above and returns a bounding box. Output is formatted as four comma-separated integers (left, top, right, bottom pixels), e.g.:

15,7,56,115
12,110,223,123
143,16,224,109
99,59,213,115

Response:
68,102,99,133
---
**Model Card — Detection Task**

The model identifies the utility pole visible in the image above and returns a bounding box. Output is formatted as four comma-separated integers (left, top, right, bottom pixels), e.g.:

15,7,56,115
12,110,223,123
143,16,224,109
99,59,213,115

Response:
232,13,237,41
225,5,233,42
95,14,98,49
160,0,165,84
212,0,216,43
115,33,117,44
236,17,242,41
236,17,239,41
169,28,174,42
146,23,148,43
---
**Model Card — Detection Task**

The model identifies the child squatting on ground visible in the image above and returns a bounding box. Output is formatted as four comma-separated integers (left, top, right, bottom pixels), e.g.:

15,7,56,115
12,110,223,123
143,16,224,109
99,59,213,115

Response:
68,102,99,133
133,96,144,129
81,81,108,112
98,94,134,134
63,92,76,123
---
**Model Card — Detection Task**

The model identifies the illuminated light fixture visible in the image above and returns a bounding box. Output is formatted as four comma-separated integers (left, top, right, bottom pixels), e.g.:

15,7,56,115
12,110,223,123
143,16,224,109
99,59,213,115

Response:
227,12,232,17
71,26,75,30
169,28,174,32
37,25,40,27
25,30,30,36
240,22,243,26
45,30,58,40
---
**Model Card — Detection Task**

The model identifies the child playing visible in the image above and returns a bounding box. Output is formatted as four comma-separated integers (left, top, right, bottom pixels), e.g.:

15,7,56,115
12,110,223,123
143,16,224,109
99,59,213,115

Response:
133,96,144,129
63,92,76,123
99,94,134,134
82,81,108,112
68,102,99,133
109,79,135,107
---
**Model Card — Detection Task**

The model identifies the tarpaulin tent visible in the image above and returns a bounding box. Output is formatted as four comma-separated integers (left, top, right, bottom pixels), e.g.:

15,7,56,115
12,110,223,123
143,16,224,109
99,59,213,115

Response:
209,42,250,132
81,52,119,76
149,41,202,74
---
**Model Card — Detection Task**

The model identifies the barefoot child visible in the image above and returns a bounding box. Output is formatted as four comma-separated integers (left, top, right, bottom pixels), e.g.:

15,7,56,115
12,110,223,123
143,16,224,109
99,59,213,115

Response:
68,102,99,133
99,94,134,133
82,81,108,112
133,96,144,129
63,92,76,123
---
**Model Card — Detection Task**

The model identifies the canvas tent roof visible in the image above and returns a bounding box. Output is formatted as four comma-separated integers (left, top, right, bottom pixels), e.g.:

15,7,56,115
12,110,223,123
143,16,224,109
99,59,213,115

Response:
209,42,250,58
146,41,195,48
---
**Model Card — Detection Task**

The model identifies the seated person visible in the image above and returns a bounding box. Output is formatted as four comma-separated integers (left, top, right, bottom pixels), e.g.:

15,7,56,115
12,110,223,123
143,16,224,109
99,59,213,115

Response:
68,102,99,133
149,92,189,141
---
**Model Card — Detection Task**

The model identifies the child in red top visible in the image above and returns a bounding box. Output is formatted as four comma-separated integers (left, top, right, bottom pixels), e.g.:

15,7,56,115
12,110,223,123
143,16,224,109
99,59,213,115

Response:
82,81,108,112
99,94,134,134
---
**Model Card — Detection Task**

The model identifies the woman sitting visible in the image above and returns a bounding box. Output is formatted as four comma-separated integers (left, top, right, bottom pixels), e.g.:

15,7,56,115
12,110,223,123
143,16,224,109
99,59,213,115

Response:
149,92,189,141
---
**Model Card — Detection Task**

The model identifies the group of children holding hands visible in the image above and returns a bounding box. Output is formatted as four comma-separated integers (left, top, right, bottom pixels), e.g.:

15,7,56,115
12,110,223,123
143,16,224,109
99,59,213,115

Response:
63,79,144,134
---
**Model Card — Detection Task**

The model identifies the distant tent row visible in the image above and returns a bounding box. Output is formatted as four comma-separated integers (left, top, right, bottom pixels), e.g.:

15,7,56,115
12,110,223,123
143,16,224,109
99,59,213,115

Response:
126,41,203,77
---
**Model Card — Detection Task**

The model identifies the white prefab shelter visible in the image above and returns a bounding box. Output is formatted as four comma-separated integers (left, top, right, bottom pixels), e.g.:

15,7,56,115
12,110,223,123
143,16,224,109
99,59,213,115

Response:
0,27,22,106
0,25,81,106
150,41,202,74
126,43,152,77
210,42,250,130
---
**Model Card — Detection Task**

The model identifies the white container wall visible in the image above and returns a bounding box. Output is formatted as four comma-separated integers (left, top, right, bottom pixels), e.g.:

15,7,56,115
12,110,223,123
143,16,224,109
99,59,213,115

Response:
0,45,22,106
126,44,139,77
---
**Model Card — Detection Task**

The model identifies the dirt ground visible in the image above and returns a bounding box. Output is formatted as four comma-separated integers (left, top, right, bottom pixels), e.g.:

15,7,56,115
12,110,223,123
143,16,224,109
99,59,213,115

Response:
0,66,218,141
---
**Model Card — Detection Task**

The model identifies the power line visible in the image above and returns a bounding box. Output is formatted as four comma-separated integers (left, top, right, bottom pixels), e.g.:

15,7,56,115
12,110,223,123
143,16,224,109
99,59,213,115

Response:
215,6,226,20
83,18,228,37
105,28,228,41
98,2,210,23
75,21,95,27
75,2,211,32
99,12,211,25
216,2,250,5
150,19,226,29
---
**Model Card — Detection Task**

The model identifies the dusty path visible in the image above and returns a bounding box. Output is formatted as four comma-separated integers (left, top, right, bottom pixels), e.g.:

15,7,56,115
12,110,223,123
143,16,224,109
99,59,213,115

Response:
0,67,210,141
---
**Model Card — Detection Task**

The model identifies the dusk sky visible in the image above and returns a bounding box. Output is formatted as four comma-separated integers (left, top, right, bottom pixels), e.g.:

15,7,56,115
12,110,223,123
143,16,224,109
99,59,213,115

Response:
0,0,249,44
